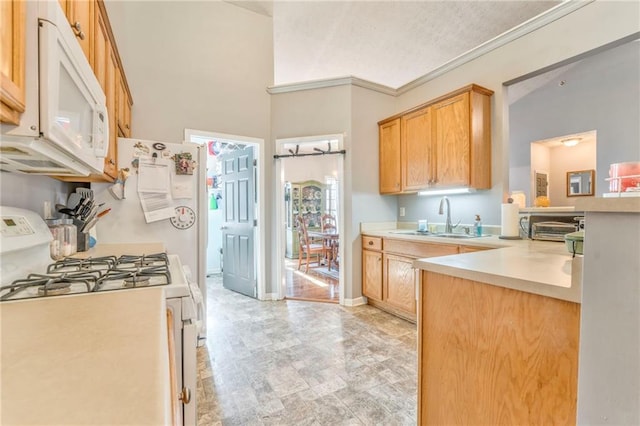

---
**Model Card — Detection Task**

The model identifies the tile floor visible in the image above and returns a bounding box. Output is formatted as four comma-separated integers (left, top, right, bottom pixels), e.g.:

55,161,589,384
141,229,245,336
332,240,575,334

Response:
197,274,417,425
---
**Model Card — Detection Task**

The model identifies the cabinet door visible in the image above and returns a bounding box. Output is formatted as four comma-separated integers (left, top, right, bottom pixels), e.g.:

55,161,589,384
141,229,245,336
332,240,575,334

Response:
362,249,383,301
379,118,401,194
401,106,433,191
433,92,470,187
0,0,26,125
103,46,117,178
116,70,131,137
67,0,93,63
383,253,416,315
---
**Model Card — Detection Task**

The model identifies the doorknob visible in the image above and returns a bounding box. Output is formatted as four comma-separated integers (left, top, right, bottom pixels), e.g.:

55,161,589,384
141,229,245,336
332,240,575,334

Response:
220,226,228,230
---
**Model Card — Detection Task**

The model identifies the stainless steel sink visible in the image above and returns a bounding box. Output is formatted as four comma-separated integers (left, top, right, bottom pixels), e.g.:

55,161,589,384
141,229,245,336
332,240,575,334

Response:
389,230,490,239
432,233,486,239
389,230,433,236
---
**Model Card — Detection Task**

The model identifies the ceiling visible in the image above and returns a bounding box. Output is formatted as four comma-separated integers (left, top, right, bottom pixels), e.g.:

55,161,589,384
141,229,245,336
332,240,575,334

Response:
228,1,561,89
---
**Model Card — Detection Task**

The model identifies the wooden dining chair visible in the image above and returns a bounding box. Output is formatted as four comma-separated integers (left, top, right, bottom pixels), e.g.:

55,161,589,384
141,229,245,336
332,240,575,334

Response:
320,214,337,262
295,216,324,273
321,214,336,233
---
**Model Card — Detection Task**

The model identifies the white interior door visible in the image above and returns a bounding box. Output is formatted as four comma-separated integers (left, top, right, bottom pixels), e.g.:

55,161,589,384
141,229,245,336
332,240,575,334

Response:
220,146,256,298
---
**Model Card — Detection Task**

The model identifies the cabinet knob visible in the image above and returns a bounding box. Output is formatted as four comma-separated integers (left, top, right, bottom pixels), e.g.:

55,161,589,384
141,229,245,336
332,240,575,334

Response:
125,124,130,129
72,22,85,40
178,387,191,404
108,158,115,165
368,241,373,246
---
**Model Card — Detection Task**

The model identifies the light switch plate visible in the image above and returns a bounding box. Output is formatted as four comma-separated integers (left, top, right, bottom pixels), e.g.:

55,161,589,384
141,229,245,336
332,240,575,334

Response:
399,207,405,217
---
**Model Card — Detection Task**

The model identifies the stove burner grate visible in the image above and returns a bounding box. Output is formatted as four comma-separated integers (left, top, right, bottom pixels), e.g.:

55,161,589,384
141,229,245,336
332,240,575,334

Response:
38,281,72,296
47,256,118,274
123,276,151,287
1,272,97,300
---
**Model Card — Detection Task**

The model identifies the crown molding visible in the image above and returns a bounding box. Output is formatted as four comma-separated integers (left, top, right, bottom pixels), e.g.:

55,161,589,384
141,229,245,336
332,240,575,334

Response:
397,0,593,94
267,76,397,96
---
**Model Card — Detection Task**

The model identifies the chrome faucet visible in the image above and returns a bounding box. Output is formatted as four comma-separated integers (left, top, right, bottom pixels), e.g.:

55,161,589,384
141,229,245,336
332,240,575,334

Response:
439,196,453,233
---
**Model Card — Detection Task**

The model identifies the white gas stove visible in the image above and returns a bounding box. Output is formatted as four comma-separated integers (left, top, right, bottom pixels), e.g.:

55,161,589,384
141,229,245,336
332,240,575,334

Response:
0,206,200,425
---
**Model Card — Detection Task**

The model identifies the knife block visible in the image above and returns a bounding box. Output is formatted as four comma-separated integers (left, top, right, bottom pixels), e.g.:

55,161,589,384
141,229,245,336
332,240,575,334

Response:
77,231,90,252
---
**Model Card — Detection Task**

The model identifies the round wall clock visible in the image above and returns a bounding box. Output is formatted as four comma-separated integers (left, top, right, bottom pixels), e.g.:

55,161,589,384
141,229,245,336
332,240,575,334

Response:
170,206,196,230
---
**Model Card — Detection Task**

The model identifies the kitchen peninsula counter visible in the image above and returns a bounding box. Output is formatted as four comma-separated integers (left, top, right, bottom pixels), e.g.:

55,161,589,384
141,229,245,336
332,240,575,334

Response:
361,229,584,424
361,229,580,303
0,287,172,425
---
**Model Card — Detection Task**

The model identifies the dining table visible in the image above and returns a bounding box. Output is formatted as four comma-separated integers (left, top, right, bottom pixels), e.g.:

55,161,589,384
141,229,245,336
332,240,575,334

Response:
307,230,339,271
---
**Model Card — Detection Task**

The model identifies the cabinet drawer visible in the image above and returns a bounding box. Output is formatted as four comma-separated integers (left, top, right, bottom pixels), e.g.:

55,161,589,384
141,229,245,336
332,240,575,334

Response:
384,238,458,258
362,236,382,251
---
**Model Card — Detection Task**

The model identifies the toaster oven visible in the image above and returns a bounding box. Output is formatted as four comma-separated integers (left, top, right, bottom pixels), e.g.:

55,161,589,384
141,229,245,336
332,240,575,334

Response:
519,213,582,241
531,221,578,241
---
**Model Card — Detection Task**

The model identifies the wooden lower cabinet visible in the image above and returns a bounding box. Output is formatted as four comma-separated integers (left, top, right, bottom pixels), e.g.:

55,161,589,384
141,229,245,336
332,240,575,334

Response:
383,253,416,315
361,235,464,322
362,248,383,301
418,271,580,425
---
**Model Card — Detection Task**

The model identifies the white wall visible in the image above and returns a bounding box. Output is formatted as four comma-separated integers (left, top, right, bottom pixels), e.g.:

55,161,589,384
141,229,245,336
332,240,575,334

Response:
282,156,337,183
0,173,75,215
548,141,596,206
103,0,275,287
104,1,273,144
270,84,397,300
397,1,640,226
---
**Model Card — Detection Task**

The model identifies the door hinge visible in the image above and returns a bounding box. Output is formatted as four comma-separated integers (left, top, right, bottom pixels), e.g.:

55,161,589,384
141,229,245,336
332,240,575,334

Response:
253,159,257,166
253,219,257,227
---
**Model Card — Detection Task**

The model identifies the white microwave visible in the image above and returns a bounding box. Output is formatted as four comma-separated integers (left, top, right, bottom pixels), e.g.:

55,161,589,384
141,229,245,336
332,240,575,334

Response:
0,1,108,176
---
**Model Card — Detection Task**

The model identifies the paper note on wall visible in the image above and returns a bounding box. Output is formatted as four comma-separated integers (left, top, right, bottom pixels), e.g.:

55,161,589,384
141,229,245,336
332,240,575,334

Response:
172,174,193,199
137,158,174,222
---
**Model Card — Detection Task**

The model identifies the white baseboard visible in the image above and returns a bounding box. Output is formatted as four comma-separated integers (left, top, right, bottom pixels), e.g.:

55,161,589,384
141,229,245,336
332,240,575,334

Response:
343,296,367,307
262,292,280,301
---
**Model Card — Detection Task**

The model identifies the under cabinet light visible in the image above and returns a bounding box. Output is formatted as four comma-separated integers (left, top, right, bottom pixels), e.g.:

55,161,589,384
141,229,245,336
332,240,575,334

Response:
417,187,476,196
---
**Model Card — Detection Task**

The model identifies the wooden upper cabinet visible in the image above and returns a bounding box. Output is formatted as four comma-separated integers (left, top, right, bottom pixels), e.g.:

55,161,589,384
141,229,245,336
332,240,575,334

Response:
103,47,117,179
378,84,493,194
0,0,26,125
432,92,470,187
62,0,94,64
379,118,401,194
401,106,433,191
432,86,492,189
116,69,132,137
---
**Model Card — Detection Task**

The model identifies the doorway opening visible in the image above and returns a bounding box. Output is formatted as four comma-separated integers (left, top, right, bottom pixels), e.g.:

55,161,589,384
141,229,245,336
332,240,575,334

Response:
185,129,265,301
275,134,345,304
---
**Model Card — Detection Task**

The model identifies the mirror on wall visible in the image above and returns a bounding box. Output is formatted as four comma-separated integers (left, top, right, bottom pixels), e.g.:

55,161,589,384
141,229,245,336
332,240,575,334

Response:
567,169,594,197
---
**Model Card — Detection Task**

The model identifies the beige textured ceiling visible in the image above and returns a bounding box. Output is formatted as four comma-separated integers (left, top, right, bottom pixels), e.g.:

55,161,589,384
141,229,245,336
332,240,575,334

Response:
231,1,561,89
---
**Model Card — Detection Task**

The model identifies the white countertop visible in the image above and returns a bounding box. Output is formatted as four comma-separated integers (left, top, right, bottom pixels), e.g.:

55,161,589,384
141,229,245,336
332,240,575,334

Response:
575,196,640,213
362,230,581,303
0,287,172,425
